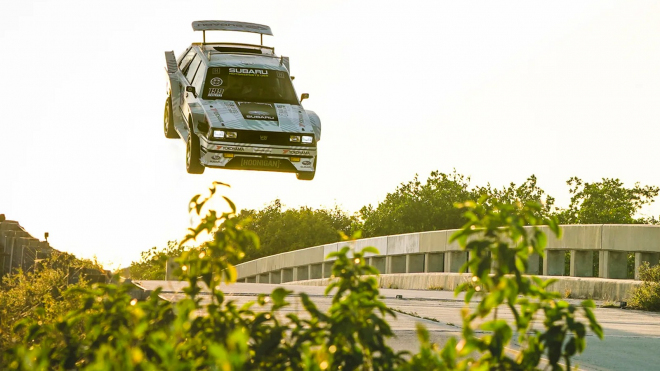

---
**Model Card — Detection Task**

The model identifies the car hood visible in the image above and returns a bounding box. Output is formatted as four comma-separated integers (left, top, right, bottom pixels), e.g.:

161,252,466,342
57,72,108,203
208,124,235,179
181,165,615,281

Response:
201,100,314,134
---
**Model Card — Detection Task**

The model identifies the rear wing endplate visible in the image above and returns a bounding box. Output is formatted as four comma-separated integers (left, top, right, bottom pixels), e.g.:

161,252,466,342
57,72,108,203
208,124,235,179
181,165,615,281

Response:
165,51,177,74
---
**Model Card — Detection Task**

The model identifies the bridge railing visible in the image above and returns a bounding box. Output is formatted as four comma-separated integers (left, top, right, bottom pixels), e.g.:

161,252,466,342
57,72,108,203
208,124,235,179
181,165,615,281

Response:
235,224,660,284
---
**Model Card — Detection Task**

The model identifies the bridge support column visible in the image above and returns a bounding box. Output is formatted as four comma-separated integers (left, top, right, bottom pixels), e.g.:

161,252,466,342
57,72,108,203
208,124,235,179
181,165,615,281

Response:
599,251,627,279
445,251,467,273
571,250,594,277
425,253,444,273
634,252,660,280
543,250,565,276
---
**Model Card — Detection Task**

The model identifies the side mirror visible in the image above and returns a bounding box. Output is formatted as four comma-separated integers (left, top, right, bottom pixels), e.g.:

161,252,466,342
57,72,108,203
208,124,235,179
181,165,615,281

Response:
186,86,197,97
300,93,309,102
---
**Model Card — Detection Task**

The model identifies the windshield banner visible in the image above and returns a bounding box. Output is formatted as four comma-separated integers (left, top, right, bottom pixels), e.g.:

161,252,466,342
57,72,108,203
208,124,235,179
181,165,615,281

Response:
236,101,278,121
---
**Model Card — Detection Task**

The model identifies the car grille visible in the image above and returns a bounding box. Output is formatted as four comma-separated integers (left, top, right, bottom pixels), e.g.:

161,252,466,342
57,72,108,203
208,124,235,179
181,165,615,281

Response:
214,129,316,146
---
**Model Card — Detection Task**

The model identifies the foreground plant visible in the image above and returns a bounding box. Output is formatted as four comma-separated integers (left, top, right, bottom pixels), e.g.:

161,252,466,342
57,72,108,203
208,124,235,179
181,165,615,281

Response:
443,199,603,370
4,185,603,370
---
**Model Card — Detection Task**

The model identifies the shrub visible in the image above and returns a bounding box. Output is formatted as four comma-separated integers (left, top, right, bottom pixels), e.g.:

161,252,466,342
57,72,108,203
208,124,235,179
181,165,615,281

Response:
628,262,660,311
3,184,603,370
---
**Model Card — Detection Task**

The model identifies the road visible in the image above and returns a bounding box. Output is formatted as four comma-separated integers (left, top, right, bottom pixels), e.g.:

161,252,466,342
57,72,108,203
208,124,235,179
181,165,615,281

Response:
136,280,660,370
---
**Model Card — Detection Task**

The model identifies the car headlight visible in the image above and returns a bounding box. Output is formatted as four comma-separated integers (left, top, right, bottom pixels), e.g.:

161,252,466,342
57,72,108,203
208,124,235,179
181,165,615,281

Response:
212,130,237,139
301,135,313,144
290,135,301,142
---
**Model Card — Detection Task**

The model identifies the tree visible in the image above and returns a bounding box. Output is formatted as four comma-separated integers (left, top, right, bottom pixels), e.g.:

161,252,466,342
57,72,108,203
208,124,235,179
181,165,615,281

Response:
474,175,556,219
557,177,659,224
237,200,359,262
360,170,475,237
128,240,184,280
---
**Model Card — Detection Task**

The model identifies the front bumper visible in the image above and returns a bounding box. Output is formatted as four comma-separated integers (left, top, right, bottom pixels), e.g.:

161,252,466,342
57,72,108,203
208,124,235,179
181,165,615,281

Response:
200,140,316,173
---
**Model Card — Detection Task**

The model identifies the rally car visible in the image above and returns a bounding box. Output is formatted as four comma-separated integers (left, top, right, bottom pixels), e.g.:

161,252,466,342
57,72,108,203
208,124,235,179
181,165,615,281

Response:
164,20,321,180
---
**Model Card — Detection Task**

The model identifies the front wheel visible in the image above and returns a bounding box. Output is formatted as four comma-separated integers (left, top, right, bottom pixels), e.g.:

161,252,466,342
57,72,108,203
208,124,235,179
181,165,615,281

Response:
296,156,317,181
296,171,315,181
186,132,205,174
164,96,179,139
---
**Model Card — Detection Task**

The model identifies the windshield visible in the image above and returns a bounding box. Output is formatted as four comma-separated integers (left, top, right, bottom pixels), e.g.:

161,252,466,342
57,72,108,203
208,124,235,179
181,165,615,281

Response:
201,67,298,105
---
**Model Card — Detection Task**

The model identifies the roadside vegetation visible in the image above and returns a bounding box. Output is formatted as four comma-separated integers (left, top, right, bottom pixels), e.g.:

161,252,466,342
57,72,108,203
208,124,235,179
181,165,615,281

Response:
3,182,603,370
628,262,660,311
128,171,659,280
0,252,103,363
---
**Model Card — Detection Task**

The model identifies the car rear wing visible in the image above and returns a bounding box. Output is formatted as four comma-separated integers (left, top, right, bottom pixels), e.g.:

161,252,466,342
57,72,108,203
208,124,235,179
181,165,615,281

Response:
192,20,273,45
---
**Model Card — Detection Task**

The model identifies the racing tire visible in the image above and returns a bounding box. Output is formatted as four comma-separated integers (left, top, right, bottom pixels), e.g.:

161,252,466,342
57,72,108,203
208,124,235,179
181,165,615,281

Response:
296,171,315,181
164,96,179,139
296,156,317,181
186,132,205,174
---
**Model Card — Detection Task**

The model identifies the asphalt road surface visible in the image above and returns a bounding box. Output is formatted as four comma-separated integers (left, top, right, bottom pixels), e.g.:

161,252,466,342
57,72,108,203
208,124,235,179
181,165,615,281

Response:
136,281,660,371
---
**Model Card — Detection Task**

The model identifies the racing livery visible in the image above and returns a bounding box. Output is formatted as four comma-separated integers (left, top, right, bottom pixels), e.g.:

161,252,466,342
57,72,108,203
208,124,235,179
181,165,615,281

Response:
164,20,321,180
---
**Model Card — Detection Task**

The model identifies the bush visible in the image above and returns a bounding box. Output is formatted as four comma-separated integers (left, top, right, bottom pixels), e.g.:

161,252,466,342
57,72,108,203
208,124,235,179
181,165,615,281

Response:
628,262,660,311
0,252,100,362
3,184,603,370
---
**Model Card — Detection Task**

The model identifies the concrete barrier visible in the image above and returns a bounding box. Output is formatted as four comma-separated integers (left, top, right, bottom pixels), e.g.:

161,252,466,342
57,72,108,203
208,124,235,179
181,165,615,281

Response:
235,225,660,300
284,273,641,302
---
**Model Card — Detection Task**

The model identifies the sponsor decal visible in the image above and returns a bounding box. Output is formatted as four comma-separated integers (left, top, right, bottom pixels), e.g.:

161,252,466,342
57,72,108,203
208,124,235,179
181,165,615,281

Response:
211,155,223,160
217,146,245,151
208,107,222,121
254,147,272,153
302,160,311,165
210,77,224,86
236,101,278,121
208,88,224,97
276,71,285,78
211,68,222,74
260,135,268,140
228,68,269,76
241,158,281,169
283,150,311,155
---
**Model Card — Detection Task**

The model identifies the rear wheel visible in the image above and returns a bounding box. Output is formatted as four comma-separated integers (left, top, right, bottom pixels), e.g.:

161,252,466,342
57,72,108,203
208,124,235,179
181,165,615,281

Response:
164,96,179,138
186,131,205,174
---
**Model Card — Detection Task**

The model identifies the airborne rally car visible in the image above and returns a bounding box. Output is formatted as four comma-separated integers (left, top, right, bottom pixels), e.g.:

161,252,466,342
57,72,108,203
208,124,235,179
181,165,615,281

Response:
164,21,321,180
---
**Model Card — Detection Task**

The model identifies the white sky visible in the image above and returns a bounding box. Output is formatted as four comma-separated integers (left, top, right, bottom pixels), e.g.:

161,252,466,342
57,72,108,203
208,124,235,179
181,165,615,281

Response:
1,0,659,268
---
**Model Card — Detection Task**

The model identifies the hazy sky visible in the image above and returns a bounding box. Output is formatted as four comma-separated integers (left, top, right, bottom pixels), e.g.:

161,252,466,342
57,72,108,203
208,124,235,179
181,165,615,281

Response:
1,0,659,268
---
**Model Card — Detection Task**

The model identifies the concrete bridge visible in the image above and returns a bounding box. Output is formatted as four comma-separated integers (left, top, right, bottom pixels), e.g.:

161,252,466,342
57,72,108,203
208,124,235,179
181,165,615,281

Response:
232,224,660,301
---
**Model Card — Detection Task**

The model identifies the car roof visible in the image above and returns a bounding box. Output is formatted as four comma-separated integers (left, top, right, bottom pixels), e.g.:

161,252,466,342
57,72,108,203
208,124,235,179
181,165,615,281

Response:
191,43,289,71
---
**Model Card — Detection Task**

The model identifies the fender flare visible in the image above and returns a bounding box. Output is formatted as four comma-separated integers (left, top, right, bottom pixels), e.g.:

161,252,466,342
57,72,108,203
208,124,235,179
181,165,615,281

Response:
307,110,322,142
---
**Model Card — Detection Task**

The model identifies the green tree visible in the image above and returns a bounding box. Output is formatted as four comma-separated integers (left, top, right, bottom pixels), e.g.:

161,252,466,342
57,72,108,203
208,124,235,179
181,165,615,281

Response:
128,240,183,280
557,177,659,224
238,200,359,261
360,170,475,237
475,175,556,218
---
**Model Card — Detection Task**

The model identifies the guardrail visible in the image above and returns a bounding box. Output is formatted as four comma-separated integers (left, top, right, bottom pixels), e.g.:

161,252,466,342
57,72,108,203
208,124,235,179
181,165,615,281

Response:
234,224,660,284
